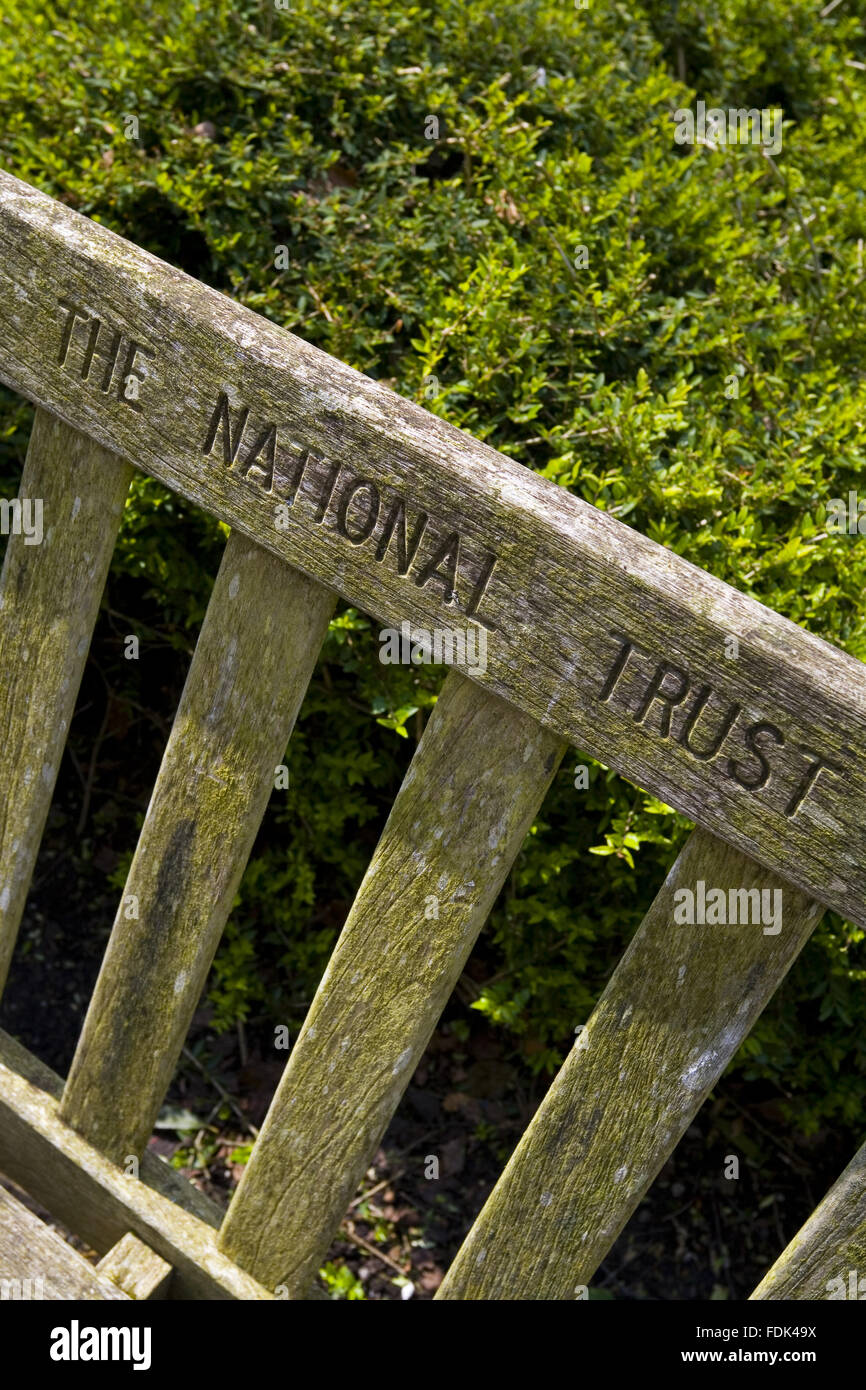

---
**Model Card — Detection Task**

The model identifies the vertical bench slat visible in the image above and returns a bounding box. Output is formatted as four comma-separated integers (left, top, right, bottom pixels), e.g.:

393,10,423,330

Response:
59,533,335,1165
435,827,824,1299
216,671,565,1292
750,1141,866,1299
0,408,132,998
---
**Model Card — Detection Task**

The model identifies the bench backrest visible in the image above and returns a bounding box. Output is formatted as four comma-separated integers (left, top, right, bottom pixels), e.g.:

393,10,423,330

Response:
0,169,862,1299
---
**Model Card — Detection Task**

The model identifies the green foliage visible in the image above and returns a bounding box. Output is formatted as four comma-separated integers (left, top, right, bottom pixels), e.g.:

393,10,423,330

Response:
1,0,865,1143
228,1144,254,1166
319,1261,366,1300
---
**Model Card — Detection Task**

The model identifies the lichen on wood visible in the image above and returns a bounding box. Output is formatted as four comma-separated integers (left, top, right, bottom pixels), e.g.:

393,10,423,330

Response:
436,828,824,1300
217,671,565,1292
59,531,335,1165
0,408,131,997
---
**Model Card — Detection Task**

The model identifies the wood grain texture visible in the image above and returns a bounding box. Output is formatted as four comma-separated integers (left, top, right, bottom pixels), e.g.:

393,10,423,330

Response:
0,408,131,997
218,672,565,1292
96,1232,173,1300
435,828,824,1299
0,1182,130,1299
750,1140,866,1299
0,1027,222,1229
59,530,336,1165
0,1028,275,1299
0,170,863,925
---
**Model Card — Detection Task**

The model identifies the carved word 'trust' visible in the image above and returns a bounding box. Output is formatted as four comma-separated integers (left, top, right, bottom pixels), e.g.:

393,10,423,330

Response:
598,630,843,818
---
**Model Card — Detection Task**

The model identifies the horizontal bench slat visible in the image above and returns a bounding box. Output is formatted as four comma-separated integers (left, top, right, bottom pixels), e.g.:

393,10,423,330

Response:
0,1183,131,1299
0,1027,277,1298
0,408,132,997
436,828,823,1299
0,172,864,927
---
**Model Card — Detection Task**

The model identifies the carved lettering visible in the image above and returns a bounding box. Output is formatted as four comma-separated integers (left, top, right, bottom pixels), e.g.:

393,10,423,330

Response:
202,391,249,465
270,445,311,505
784,748,844,817
198,389,501,627
81,318,120,387
117,340,154,413
597,629,843,818
464,551,499,632
679,685,743,761
375,498,428,574
312,458,342,523
414,530,460,602
598,631,642,702
57,299,87,367
727,721,785,791
633,660,690,736
242,422,278,488
337,478,380,544
56,300,154,410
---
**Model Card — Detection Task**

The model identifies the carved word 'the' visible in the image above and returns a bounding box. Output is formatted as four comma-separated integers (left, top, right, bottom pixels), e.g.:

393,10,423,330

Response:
56,299,154,412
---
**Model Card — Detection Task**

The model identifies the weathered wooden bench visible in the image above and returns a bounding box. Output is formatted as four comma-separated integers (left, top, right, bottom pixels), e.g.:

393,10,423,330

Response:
0,166,863,1300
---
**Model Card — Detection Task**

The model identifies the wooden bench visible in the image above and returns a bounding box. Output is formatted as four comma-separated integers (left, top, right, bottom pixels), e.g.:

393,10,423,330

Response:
0,166,863,1299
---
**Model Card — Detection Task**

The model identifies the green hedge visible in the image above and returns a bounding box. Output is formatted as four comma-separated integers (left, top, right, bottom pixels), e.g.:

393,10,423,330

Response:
1,0,865,1135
